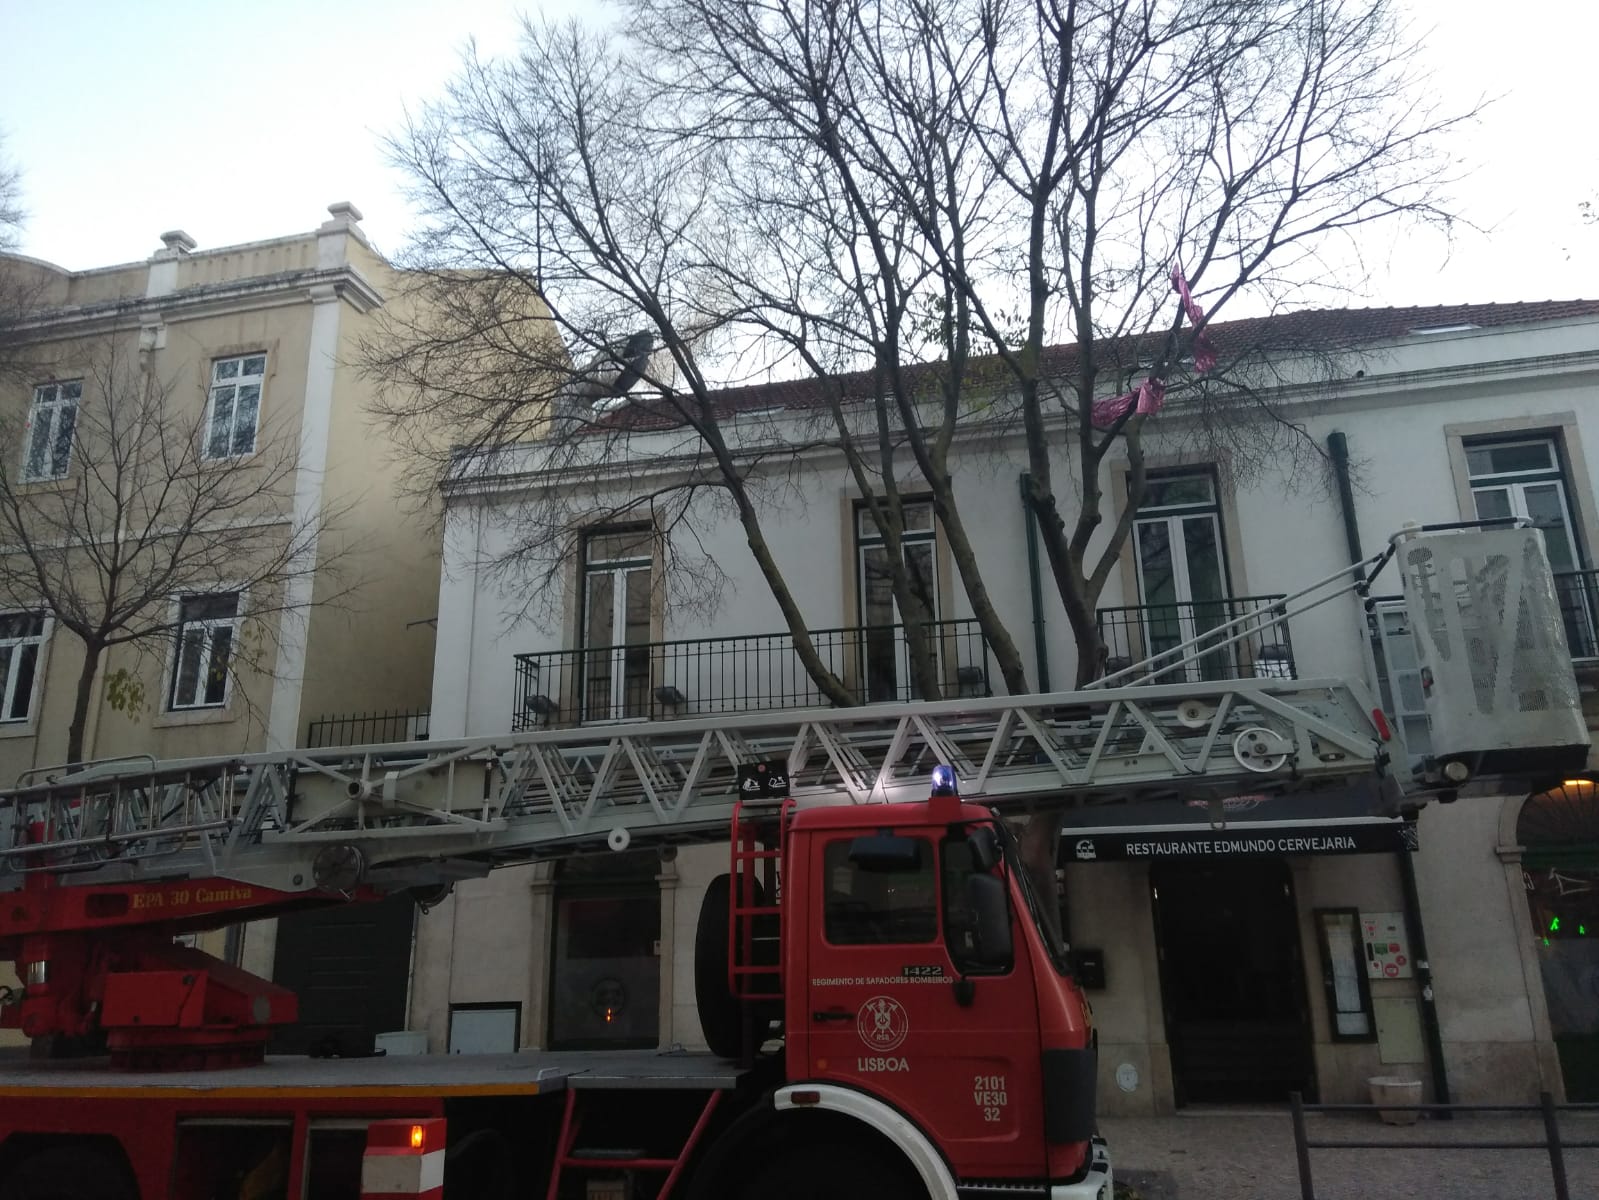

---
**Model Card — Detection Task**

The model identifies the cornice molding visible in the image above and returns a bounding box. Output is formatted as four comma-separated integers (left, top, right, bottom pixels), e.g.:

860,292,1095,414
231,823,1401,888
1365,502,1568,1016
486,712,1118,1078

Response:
8,265,385,339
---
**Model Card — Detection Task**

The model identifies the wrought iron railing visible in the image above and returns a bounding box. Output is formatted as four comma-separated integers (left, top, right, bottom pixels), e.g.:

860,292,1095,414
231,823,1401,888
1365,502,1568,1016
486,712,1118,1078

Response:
1555,569,1599,660
304,708,430,748
1096,594,1295,685
512,619,993,729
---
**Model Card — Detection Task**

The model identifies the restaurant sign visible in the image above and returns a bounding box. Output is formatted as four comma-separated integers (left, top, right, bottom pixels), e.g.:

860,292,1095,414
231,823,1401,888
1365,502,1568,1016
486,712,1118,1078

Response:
1066,820,1417,863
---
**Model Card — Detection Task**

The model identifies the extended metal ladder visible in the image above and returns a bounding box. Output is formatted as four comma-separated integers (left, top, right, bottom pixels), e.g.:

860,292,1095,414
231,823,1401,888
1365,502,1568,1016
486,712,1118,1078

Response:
0,674,1389,896
4,522,1582,902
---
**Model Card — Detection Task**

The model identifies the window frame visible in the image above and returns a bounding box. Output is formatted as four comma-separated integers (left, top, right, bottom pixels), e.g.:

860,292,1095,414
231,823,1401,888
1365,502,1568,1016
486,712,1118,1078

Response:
202,353,267,461
1131,467,1231,608
821,834,941,948
167,592,241,712
852,497,942,703
1463,434,1585,572
942,829,1018,977
577,524,657,723
0,612,47,724
22,379,82,483
1313,907,1378,1043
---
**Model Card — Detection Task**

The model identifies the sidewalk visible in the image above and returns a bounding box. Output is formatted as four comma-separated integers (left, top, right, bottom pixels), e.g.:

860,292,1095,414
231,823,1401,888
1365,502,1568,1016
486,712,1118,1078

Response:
1099,1110,1599,1200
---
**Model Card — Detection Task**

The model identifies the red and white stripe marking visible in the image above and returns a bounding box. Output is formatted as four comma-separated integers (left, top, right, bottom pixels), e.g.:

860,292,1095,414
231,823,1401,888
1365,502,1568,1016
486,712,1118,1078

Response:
361,1118,446,1200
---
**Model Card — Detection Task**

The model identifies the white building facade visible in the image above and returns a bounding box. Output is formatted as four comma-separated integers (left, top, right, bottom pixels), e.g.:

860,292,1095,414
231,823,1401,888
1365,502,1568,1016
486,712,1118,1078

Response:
413,301,1599,1112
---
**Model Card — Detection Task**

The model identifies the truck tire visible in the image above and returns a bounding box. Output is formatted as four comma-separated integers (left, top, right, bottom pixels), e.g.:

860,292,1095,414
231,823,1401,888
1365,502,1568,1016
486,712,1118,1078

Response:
735,1141,921,1200
695,872,746,1059
695,873,781,1059
0,1145,136,1200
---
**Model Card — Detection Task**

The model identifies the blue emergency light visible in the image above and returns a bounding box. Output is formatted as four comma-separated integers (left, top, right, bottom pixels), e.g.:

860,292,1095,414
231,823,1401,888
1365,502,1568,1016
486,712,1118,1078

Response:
930,764,958,797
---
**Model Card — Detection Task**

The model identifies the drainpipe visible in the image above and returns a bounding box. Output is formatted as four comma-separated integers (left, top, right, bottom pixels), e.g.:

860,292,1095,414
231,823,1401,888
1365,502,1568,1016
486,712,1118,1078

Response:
1020,473,1051,693
1328,430,1451,1108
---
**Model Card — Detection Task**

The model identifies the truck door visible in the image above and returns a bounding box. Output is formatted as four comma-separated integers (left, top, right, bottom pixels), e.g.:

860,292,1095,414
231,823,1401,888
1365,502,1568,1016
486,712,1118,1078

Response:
802,828,1046,1181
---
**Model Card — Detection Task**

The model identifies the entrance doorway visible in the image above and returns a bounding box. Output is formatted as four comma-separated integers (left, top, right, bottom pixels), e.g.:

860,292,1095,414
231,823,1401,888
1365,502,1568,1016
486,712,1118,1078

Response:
1151,859,1314,1104
548,850,662,1050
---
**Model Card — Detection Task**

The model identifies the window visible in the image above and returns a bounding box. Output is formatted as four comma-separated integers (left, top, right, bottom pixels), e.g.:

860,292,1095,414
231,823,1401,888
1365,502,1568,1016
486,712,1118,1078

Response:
942,832,1015,976
580,527,655,721
823,836,938,945
1465,437,1584,573
1131,469,1230,680
854,499,940,702
204,353,266,459
1313,909,1376,1041
22,380,80,481
169,593,239,710
449,1003,521,1054
0,613,45,723
1467,435,1592,656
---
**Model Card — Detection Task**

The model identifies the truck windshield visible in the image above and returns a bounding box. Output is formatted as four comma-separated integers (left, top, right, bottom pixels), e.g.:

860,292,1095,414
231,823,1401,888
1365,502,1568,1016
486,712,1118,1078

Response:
996,821,1073,976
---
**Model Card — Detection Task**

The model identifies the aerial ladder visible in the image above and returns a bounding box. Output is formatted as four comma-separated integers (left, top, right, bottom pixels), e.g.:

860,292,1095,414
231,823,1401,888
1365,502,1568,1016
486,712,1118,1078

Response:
0,522,1586,1070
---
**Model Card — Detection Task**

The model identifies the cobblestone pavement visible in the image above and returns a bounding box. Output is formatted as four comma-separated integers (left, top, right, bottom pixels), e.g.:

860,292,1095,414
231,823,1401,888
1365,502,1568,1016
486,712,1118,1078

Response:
1098,1110,1599,1200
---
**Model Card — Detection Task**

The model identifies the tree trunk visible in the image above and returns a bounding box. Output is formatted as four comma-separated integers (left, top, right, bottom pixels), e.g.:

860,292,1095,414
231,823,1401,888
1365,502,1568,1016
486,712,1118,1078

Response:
1074,626,1108,689
65,640,104,767
1018,810,1065,948
733,498,858,708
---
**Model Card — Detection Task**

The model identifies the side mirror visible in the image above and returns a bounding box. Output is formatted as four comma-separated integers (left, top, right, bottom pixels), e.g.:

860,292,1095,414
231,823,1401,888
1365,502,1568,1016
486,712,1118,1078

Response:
957,874,1013,971
966,825,1001,874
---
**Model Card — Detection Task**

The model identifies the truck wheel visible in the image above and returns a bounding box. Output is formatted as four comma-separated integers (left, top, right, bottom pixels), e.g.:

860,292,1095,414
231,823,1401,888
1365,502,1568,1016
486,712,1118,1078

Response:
695,873,781,1059
735,1142,921,1200
0,1146,136,1200
695,872,746,1059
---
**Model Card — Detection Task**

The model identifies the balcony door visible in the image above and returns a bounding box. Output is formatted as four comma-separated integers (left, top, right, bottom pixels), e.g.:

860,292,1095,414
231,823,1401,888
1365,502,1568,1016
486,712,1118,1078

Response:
856,500,940,703
1133,471,1230,680
581,528,654,722
1466,437,1591,655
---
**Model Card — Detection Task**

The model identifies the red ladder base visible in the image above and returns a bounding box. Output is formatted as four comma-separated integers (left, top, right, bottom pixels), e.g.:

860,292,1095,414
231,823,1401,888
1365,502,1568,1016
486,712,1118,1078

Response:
545,1087,722,1200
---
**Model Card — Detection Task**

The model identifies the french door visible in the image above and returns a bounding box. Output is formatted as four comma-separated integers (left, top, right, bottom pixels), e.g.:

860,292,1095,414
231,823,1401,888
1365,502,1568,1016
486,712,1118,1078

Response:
581,529,654,721
856,501,940,702
1133,473,1229,680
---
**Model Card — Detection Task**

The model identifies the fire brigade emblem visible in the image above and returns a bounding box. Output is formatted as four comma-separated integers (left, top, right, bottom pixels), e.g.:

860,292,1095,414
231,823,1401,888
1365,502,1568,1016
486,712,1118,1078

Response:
856,996,909,1052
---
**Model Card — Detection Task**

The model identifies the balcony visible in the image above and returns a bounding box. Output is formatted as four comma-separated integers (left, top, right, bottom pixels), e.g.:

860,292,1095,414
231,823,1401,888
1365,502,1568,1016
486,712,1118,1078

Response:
1556,569,1599,661
1096,594,1295,685
304,708,430,748
512,619,993,729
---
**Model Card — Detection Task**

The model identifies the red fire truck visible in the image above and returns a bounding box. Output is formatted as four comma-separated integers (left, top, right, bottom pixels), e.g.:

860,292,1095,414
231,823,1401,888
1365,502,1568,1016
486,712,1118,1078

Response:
0,525,1586,1200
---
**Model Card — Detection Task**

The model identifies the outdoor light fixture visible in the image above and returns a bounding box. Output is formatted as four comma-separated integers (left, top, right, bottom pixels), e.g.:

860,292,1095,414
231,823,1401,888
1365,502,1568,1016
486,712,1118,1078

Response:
930,764,958,797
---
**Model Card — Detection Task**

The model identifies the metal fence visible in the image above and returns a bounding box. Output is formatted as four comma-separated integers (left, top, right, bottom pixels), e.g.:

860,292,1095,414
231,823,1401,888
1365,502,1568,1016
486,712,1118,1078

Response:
1555,569,1599,660
1096,593,1295,684
1290,1091,1599,1200
512,619,993,729
303,708,430,749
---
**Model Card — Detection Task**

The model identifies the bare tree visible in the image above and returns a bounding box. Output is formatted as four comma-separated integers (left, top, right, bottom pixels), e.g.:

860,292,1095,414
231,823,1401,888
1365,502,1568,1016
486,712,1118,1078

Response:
372,0,1475,936
0,135,44,391
0,142,20,251
376,1,1469,706
0,336,351,764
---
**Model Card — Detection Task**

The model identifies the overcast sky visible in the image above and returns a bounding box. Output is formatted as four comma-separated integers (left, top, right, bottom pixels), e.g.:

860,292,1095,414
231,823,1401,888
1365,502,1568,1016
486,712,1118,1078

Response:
1,0,1592,311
